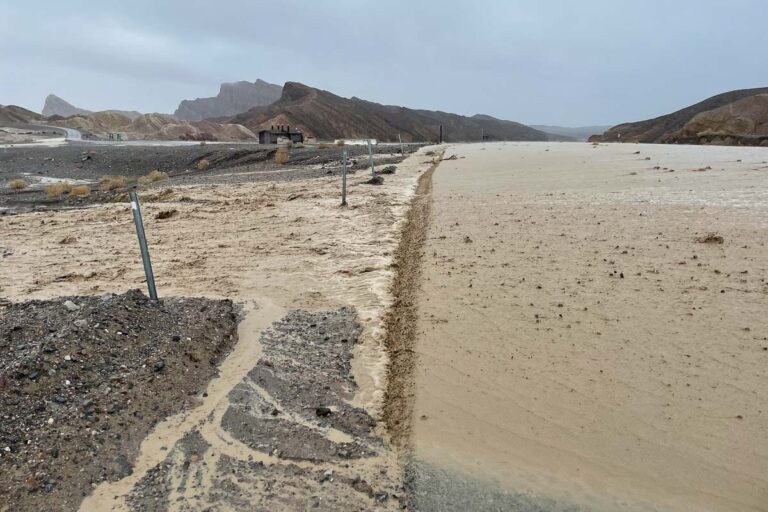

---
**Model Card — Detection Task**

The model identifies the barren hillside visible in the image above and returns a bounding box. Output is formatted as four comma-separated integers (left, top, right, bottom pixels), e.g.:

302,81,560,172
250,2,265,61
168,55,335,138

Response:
590,87,768,144
232,82,551,142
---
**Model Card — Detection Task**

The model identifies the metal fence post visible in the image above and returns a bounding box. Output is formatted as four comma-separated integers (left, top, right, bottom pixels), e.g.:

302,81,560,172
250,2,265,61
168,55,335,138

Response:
367,139,376,178
129,191,158,300
398,133,404,155
341,150,348,206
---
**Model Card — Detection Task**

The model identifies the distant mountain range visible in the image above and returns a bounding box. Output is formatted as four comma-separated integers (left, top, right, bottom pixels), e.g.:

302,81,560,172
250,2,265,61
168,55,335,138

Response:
530,125,611,142
590,87,768,146
4,80,603,143
232,82,556,142
174,80,283,121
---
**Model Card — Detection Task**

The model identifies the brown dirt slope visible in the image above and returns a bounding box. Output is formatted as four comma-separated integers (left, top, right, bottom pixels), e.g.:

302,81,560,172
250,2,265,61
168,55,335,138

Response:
591,87,768,143
232,82,552,142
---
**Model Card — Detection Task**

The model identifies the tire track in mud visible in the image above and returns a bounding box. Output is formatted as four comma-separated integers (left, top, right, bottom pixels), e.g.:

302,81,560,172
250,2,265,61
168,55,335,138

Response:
381,152,443,450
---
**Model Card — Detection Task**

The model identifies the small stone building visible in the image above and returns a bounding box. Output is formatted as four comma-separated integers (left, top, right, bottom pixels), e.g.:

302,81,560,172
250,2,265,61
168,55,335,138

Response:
258,125,304,144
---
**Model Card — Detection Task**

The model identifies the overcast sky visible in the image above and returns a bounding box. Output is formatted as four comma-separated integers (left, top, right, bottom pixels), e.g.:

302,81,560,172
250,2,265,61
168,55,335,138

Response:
1,0,766,126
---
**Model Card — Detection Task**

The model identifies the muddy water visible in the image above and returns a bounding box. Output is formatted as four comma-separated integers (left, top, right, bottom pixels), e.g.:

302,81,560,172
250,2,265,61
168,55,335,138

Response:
409,142,768,511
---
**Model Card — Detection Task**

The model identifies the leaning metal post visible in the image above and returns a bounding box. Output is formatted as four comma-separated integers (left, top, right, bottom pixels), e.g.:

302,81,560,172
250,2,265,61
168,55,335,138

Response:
341,150,348,206
129,191,158,300
367,139,376,178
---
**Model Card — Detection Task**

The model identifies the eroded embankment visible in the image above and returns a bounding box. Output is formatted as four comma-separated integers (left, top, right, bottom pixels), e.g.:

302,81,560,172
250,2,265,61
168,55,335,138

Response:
381,153,442,449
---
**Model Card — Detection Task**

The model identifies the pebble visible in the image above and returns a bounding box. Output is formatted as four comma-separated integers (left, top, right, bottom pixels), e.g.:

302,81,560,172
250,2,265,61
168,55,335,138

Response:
74,319,88,328
63,300,79,312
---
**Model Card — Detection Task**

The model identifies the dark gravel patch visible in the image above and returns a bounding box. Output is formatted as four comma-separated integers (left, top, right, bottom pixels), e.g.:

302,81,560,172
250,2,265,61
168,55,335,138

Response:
0,290,239,512
0,143,421,214
222,308,380,461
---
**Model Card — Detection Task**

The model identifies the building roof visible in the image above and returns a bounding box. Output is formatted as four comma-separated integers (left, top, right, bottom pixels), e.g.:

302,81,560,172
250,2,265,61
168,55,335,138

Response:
258,129,303,135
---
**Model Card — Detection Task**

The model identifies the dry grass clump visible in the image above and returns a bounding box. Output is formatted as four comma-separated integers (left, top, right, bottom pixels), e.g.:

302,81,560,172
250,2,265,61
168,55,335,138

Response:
8,179,27,190
69,185,90,197
138,170,168,186
196,159,210,171
335,140,345,147
99,175,128,191
318,143,329,149
275,148,289,165
46,182,74,197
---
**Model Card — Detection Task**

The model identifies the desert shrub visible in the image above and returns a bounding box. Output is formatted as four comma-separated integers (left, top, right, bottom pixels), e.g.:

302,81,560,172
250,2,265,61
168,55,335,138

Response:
46,182,74,197
318,143,329,149
293,142,305,149
199,140,207,146
425,150,435,156
138,170,168,186
196,159,210,171
99,175,128,191
275,148,289,165
69,185,90,197
335,140,345,147
8,179,27,190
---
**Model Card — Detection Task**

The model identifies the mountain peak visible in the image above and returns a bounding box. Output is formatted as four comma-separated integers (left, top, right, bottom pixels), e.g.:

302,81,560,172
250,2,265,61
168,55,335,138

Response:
174,80,282,121
42,94,91,118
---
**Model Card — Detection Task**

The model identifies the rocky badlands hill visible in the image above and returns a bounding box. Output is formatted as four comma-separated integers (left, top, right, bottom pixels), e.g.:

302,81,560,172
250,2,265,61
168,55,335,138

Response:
591,87,768,145
174,80,283,121
0,105,41,124
48,111,256,141
232,82,552,142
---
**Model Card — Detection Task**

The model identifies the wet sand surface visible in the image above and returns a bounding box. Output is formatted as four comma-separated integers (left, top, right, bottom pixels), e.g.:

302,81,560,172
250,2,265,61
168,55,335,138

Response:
409,142,768,511
0,147,437,511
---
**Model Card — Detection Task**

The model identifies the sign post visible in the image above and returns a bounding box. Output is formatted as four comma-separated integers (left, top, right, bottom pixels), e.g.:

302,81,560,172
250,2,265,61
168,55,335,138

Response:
366,139,376,178
341,150,348,206
129,191,158,300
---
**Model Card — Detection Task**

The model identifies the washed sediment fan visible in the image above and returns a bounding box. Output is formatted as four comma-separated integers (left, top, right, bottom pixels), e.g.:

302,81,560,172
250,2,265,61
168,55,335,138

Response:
127,309,397,511
0,290,238,512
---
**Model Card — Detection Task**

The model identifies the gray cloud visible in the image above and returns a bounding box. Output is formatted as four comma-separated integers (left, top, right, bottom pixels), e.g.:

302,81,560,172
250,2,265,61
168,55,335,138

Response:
1,0,766,125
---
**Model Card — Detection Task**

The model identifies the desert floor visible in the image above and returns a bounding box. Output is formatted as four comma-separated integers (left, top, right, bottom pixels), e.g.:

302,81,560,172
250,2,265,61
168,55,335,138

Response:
408,142,768,511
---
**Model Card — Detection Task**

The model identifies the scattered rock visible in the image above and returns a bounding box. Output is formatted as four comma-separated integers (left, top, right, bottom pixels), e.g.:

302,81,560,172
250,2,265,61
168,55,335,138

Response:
696,233,724,244
154,209,177,220
63,300,79,312
363,175,384,185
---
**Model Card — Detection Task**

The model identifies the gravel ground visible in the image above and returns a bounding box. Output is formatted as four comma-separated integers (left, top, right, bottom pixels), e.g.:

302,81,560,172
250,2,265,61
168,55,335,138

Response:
0,142,421,213
0,290,239,512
